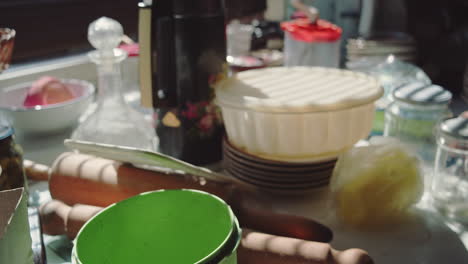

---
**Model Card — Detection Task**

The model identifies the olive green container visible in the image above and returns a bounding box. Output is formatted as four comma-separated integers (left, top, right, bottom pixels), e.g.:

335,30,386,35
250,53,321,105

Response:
72,189,240,264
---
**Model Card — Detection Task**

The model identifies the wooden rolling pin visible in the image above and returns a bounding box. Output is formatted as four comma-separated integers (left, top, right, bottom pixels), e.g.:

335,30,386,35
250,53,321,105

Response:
24,160,49,181
239,229,373,264
28,152,332,242
39,200,373,264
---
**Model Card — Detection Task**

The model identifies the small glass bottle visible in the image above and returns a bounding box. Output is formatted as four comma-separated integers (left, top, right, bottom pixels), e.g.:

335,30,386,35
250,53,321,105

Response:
384,82,453,165
71,17,157,150
431,116,468,224
0,126,27,192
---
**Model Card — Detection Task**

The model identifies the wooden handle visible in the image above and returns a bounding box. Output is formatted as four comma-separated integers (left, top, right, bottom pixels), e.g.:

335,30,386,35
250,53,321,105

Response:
39,200,100,238
47,152,332,242
234,203,333,243
24,160,50,181
48,152,235,207
39,199,69,235
39,200,372,264
239,229,373,264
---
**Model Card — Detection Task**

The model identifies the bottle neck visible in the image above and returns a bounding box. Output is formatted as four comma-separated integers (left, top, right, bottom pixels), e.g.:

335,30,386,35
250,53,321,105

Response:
96,62,125,103
89,49,128,106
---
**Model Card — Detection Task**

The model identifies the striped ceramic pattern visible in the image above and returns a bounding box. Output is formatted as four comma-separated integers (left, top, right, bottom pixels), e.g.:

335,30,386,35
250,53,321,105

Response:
392,82,452,105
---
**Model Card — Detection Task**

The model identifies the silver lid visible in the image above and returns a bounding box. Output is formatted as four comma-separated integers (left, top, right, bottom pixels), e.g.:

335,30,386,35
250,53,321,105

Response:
439,116,468,140
0,126,13,140
393,82,452,105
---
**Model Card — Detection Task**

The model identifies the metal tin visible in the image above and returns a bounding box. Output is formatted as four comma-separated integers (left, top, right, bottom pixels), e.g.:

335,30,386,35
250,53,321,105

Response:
0,126,27,192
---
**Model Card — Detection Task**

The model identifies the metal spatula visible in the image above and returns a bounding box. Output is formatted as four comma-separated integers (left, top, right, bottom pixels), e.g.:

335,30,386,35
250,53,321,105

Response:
64,139,237,184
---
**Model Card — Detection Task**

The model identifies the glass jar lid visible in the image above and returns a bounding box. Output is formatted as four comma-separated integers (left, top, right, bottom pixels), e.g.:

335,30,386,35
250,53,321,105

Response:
439,116,468,140
393,82,452,105
0,126,13,140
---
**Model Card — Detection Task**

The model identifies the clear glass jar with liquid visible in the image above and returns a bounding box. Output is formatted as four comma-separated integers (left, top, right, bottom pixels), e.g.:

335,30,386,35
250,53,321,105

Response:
385,82,453,201
384,82,453,164
432,116,468,224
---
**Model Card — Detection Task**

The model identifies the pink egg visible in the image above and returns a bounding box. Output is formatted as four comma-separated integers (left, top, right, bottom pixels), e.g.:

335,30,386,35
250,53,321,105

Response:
23,76,76,107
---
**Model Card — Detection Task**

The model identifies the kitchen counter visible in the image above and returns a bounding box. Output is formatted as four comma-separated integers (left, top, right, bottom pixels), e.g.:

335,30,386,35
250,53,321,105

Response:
4,55,467,263
26,127,468,264
30,173,468,264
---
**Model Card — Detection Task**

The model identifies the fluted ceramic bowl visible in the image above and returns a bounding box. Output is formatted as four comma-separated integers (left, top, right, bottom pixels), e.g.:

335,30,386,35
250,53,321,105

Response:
216,67,383,162
0,79,95,135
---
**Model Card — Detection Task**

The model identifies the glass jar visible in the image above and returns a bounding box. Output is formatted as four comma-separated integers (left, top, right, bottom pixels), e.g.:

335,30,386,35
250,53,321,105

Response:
385,82,452,201
431,116,468,224
384,82,453,164
0,126,27,192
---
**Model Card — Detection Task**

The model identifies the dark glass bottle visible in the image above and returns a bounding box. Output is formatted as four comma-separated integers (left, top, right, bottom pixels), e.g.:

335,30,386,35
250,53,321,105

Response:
139,0,227,165
0,126,27,192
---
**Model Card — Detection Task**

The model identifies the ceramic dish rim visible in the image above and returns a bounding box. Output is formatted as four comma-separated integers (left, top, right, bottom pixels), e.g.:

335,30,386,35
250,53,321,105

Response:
223,147,336,177
226,167,329,190
0,78,95,112
215,67,383,114
224,158,332,184
224,137,339,165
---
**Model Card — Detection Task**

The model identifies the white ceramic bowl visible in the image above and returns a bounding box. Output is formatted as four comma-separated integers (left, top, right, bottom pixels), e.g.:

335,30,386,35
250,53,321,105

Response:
216,67,383,162
0,79,95,134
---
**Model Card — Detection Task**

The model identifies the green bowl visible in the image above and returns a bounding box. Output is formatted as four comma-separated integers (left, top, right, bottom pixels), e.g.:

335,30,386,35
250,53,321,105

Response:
72,189,240,264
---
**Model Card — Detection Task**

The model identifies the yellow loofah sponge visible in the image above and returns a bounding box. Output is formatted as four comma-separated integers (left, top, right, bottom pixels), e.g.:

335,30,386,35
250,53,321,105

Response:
330,137,423,228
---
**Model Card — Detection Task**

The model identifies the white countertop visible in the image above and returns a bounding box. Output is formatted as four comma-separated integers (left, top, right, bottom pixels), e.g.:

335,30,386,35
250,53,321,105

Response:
24,127,468,264
5,54,466,263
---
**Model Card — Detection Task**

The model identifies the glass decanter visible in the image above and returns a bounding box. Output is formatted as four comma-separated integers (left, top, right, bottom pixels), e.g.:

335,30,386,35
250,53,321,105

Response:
71,17,157,150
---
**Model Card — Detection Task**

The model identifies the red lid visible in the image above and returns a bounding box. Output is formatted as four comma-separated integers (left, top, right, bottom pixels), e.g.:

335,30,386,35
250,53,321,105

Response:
118,43,139,57
281,19,342,42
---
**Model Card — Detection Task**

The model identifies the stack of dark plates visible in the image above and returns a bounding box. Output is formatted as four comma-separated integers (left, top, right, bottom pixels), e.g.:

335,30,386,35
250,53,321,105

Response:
346,33,417,64
223,138,337,195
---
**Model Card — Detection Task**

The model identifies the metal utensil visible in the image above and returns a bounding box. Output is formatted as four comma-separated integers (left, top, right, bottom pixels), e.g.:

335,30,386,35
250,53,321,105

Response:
64,139,238,184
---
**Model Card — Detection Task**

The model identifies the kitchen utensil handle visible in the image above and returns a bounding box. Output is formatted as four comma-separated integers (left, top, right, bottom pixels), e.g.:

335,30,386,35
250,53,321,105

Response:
40,200,101,238
48,151,236,207
64,139,241,185
239,229,373,264
234,200,333,243
24,160,49,181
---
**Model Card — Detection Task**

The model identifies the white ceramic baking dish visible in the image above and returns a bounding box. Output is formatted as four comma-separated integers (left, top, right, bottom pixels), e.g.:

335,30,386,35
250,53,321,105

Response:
215,67,383,162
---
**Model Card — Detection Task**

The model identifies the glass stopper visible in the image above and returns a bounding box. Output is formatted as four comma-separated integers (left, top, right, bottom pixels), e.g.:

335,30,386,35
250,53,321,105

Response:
88,17,123,56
